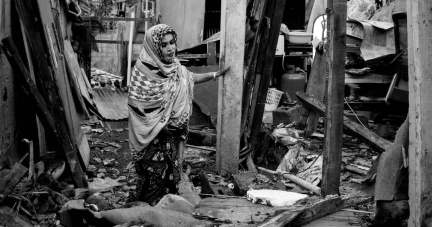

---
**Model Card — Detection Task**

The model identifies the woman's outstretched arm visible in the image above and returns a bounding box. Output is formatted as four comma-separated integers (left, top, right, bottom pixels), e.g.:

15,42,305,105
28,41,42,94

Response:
192,67,230,84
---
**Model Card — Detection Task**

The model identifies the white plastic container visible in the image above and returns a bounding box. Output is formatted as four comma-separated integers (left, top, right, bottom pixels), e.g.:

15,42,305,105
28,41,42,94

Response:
264,88,283,111
275,35,285,55
287,32,313,44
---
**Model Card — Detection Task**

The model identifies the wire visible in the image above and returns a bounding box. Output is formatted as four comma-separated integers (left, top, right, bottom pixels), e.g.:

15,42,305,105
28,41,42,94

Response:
344,98,369,130
282,53,286,71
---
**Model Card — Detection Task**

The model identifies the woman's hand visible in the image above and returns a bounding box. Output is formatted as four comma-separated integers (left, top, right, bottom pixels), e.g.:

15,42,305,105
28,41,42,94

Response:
216,67,230,78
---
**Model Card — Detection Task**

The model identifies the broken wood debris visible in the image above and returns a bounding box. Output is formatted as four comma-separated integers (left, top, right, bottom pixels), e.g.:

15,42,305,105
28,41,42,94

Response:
258,167,321,196
296,91,391,152
1,37,87,188
259,195,372,227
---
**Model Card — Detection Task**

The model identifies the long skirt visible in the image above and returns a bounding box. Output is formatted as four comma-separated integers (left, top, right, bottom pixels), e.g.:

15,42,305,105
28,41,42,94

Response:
129,135,182,205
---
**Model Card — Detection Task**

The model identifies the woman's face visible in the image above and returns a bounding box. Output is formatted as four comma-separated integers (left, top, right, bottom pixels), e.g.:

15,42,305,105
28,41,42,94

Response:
160,33,176,61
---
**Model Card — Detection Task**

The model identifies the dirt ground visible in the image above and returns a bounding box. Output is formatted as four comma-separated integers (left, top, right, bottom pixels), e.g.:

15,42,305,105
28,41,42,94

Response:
86,120,134,207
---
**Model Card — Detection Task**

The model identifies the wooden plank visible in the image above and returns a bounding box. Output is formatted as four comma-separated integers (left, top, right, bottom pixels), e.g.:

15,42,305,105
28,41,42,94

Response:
28,140,35,180
258,208,302,227
290,197,345,226
35,0,89,171
0,0,11,40
36,0,79,138
249,0,286,153
77,131,90,169
0,163,27,202
304,51,327,137
407,0,432,226
64,45,90,119
241,0,268,137
259,195,372,227
64,40,93,107
322,0,347,196
216,0,246,175
80,68,94,96
12,0,88,187
301,210,361,227
246,155,257,172
296,92,391,152
20,19,47,157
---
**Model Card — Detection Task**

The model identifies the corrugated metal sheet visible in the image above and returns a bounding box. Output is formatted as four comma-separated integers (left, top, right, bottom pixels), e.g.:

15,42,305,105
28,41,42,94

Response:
92,88,128,120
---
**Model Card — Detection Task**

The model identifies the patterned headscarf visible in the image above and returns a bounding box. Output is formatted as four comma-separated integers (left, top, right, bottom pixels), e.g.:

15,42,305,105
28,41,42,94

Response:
146,24,177,63
138,24,178,71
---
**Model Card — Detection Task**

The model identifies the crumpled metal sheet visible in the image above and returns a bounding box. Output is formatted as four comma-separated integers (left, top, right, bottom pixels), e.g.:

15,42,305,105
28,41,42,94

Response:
92,88,128,120
347,19,395,61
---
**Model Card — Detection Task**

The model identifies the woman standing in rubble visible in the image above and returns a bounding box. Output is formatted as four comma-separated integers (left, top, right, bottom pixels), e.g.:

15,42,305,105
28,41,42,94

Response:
128,24,229,205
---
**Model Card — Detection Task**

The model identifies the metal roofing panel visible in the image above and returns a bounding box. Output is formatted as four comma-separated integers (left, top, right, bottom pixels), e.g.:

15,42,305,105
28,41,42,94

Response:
92,88,128,120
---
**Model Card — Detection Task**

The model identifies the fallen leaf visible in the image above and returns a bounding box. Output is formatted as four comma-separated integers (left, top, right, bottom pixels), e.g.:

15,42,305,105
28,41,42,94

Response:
103,159,115,167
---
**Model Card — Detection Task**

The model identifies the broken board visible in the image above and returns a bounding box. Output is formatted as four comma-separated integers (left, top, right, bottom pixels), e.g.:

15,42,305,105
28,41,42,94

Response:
35,0,90,169
64,40,94,106
304,51,327,137
196,197,290,224
0,163,28,202
301,210,361,227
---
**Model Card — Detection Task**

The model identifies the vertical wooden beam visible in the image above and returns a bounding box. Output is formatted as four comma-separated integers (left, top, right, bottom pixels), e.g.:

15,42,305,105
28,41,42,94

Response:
407,0,432,226
216,0,246,175
249,0,286,153
321,0,347,196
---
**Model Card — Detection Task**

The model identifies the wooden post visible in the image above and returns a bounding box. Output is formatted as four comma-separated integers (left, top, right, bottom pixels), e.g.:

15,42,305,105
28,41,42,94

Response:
321,0,347,196
407,0,432,226
216,0,246,175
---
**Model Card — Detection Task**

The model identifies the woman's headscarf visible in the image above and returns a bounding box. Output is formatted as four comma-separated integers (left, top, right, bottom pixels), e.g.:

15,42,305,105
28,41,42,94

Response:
138,24,178,75
128,24,194,153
